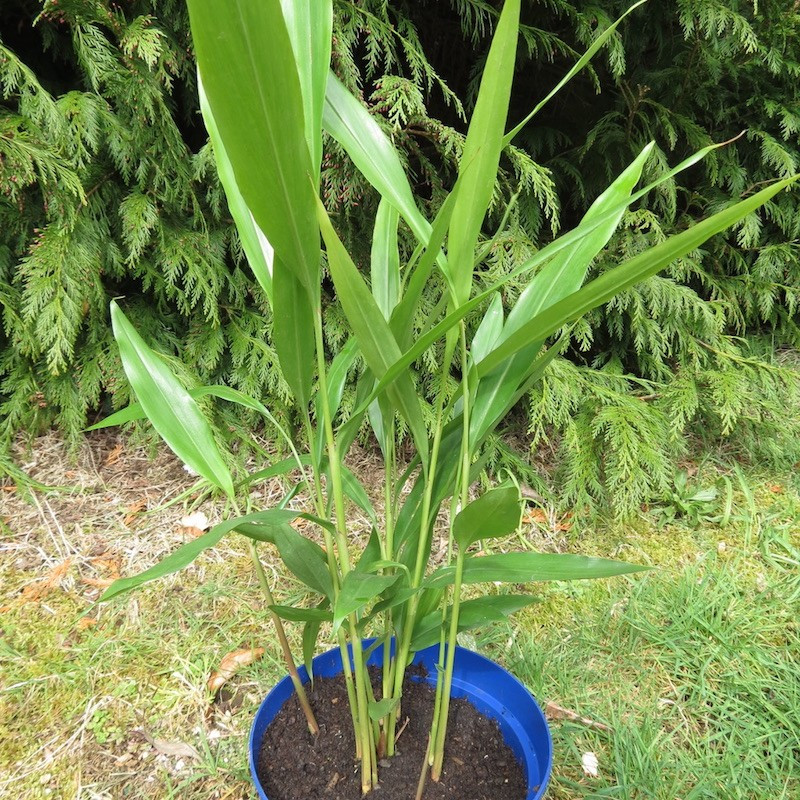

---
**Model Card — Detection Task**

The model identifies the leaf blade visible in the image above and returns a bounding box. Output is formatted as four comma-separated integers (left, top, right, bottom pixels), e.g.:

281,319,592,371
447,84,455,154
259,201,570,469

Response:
110,302,233,497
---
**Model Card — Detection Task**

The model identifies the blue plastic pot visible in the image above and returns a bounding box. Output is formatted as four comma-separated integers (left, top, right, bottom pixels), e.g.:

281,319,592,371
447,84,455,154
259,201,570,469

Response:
249,641,553,799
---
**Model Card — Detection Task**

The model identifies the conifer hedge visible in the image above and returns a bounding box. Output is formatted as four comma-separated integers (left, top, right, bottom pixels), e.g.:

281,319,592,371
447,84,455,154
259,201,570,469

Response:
2,0,799,514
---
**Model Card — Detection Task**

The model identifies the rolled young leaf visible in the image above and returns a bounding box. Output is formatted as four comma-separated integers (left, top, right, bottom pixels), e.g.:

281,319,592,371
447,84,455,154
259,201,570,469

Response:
371,198,401,321
110,301,234,497
425,552,651,588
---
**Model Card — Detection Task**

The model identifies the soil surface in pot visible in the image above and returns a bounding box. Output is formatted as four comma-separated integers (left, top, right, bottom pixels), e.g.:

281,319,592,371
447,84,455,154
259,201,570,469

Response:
256,666,528,800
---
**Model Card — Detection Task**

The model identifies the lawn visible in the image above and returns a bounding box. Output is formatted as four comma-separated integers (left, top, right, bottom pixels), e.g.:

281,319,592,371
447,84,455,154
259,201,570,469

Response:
1,432,798,799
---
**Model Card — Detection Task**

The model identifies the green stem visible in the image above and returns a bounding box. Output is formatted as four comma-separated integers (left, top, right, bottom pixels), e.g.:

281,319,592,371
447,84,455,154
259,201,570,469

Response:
431,322,472,780
247,540,319,735
314,310,374,793
387,334,457,755
431,551,465,781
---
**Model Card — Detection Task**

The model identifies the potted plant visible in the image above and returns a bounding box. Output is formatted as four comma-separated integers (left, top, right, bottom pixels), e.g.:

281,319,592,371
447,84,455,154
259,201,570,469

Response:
93,0,797,797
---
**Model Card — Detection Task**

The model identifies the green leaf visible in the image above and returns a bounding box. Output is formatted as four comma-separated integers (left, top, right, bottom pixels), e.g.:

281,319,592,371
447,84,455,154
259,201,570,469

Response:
314,337,358,467
198,78,273,304
188,0,320,300
354,168,797,422
476,176,800,375
340,466,379,525
110,301,233,497
447,0,520,304
468,142,655,447
410,594,538,651
269,605,333,623
333,572,400,632
371,198,401,320
273,525,334,599
278,0,332,178
99,510,295,603
368,696,400,722
425,552,651,589
355,528,383,573
323,72,429,247
272,266,316,408
317,198,429,466
85,402,145,430
470,293,504,365
453,485,522,551
302,599,329,681
389,185,460,350
503,0,648,145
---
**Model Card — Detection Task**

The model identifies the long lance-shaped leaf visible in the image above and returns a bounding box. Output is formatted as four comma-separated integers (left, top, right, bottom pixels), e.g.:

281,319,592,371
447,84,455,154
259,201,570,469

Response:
323,72,430,247
92,383,305,478
316,198,430,466
188,0,320,301
198,78,274,304
425,552,650,588
447,0,520,304
273,265,316,408
476,176,799,375
110,302,233,497
337,140,773,423
503,0,648,146
279,0,332,180
468,142,655,448
99,510,297,603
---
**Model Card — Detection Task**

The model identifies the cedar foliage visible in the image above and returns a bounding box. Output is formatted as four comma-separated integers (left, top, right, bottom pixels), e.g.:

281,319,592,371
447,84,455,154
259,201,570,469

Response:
1,0,798,515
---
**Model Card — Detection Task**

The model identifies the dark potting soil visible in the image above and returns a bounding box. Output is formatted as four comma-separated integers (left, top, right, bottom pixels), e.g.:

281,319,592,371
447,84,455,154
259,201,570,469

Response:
256,666,528,800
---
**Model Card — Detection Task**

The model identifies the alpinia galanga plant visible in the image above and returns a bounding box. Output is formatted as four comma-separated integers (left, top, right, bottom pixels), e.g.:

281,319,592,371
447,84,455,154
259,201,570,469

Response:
93,0,798,795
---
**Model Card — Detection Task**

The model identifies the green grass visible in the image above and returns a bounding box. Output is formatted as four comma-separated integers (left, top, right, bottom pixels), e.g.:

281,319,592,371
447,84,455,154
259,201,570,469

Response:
1,439,799,799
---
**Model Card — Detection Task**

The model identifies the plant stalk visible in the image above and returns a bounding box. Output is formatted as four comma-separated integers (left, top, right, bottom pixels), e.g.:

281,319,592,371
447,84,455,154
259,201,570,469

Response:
431,321,473,779
314,310,374,793
247,540,319,735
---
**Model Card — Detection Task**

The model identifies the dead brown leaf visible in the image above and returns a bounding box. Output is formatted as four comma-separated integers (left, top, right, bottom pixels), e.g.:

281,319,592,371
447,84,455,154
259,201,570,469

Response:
207,647,265,693
137,729,200,760
21,558,72,602
81,576,116,588
523,508,548,525
123,500,147,526
90,553,121,576
104,443,123,466
544,700,612,732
